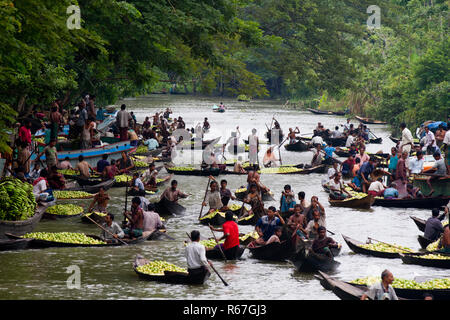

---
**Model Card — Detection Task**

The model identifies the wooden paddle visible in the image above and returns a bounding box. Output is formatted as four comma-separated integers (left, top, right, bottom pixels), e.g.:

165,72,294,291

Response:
82,213,129,245
198,176,212,220
367,237,415,253
208,223,227,262
186,232,229,286
123,179,129,225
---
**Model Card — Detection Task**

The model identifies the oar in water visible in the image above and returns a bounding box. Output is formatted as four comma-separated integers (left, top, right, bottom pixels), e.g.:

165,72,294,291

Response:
123,180,129,226
186,232,229,286
367,237,414,253
82,213,129,246
198,176,212,220
208,223,227,262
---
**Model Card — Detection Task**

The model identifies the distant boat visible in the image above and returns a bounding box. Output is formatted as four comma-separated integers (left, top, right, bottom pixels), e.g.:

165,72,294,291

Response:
355,115,387,125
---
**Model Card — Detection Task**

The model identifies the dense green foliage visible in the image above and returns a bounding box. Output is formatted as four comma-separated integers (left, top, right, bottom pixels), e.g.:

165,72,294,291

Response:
0,0,447,152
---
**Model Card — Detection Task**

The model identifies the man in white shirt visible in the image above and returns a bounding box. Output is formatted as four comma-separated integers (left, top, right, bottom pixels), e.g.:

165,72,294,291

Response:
185,230,212,280
345,132,356,148
399,123,414,154
368,177,386,197
423,126,437,155
311,134,324,146
408,151,424,175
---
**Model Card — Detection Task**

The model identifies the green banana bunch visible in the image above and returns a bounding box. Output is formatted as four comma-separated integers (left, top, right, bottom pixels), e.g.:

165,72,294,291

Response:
0,178,36,221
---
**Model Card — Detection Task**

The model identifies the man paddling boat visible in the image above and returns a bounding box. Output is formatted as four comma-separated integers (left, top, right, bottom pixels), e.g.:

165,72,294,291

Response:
101,213,125,243
209,211,240,258
160,180,188,203
312,226,340,258
185,230,212,281
123,197,144,239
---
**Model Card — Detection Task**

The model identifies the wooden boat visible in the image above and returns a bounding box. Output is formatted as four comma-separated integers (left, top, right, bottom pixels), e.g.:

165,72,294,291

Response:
165,166,246,176
411,216,426,232
324,137,347,147
329,194,374,209
154,197,186,216
284,140,311,152
248,240,295,261
307,108,333,115
411,214,447,233
259,164,326,175
349,279,450,300
342,235,405,259
6,232,150,248
417,235,434,249
413,175,450,197
31,140,137,168
401,252,450,269
206,245,246,260
317,271,369,300
0,204,47,239
235,189,275,202
81,212,106,224
133,255,209,285
369,137,383,144
134,147,164,157
291,248,341,273
237,213,259,226
0,238,32,251
355,115,387,125
198,210,237,226
373,196,450,209
127,189,158,197
57,179,115,194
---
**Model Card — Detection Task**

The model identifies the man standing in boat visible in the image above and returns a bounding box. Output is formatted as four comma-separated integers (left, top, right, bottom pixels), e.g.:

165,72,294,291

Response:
116,104,132,141
185,230,212,282
209,211,240,258
361,270,399,300
399,123,414,155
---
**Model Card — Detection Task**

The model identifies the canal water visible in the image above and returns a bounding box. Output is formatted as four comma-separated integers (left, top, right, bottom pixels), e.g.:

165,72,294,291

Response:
0,95,447,300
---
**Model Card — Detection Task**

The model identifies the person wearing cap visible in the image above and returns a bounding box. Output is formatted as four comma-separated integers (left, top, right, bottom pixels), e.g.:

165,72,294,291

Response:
361,270,398,300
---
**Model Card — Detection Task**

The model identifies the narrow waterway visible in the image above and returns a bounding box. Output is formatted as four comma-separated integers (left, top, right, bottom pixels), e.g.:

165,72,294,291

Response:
0,95,446,300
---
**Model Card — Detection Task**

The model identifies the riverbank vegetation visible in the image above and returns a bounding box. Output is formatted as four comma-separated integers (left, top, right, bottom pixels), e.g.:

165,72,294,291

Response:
0,0,448,133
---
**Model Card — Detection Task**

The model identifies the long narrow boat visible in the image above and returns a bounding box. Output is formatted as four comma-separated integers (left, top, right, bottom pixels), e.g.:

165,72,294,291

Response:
259,165,326,175
329,195,374,209
165,166,246,176
417,235,434,249
400,252,450,269
6,232,150,248
355,115,387,125
154,198,186,216
284,140,311,152
31,140,137,168
316,271,369,300
290,248,341,273
133,255,209,285
235,188,275,202
342,235,405,259
412,175,450,197
206,245,246,260
0,239,33,251
373,196,450,209
411,214,447,233
237,213,259,226
307,108,333,115
248,240,295,261
324,137,347,147
0,204,47,239
198,210,238,226
56,179,115,194
349,280,450,300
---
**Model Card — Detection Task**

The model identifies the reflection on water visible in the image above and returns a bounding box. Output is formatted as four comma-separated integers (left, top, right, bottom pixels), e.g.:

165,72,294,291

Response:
0,95,446,300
